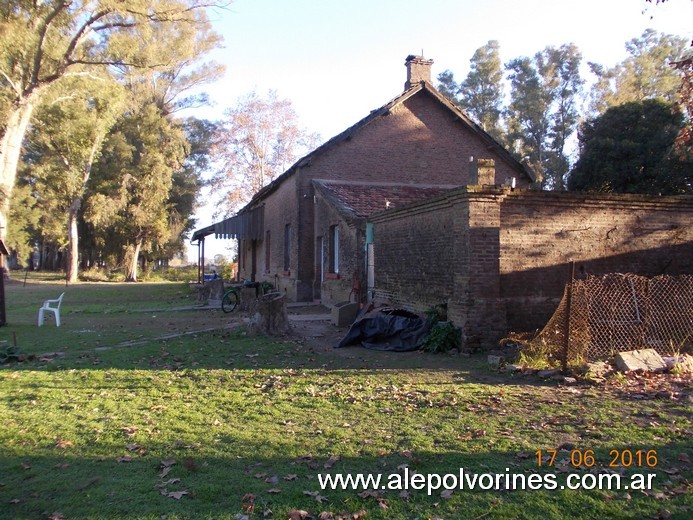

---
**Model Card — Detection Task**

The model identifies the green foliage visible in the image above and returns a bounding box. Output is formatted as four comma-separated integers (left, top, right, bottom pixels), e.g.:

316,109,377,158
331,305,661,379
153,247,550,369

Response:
505,44,583,190
0,0,226,240
6,183,38,266
421,321,461,354
568,99,692,195
139,265,198,283
0,344,24,364
589,29,689,115
437,41,504,142
461,41,505,140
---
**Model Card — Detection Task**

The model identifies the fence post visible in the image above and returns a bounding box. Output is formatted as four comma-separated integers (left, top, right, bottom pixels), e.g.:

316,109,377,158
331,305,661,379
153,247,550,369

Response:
561,262,575,372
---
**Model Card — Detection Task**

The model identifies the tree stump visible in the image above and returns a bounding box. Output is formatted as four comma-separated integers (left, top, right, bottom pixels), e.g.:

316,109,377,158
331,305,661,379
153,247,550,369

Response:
197,278,224,304
239,287,259,312
248,292,290,336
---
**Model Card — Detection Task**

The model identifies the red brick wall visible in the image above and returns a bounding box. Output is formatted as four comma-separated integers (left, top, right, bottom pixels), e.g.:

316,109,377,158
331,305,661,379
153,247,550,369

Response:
371,187,693,347
305,91,530,187
370,196,459,310
499,191,693,331
239,175,301,299
313,192,364,304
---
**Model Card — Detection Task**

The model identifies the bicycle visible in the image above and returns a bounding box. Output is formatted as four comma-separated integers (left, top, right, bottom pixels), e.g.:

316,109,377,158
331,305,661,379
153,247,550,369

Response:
221,280,273,313
221,285,240,313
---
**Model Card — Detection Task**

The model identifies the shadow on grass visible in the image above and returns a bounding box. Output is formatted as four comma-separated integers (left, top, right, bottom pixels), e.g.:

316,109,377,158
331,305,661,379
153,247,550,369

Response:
0,439,690,520
0,328,569,391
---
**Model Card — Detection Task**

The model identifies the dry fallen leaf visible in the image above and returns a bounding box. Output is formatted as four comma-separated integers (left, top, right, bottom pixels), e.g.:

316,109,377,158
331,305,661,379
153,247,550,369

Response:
440,489,454,499
160,457,176,468
115,455,132,463
267,488,282,494
167,490,189,500
358,489,380,499
288,510,310,520
121,426,138,438
242,493,256,513
158,478,181,487
303,490,328,503
324,455,340,469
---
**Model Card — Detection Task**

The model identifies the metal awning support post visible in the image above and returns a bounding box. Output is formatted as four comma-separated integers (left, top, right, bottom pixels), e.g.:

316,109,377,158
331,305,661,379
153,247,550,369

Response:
195,241,201,284
200,238,206,285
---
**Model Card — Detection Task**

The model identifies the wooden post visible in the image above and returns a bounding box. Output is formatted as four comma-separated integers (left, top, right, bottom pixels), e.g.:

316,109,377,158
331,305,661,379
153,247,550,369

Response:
561,261,575,372
0,238,8,326
0,265,5,327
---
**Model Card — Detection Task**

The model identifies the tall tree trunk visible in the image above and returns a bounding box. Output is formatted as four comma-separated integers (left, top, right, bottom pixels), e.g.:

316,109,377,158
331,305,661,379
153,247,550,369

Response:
125,239,142,282
65,138,100,283
0,99,38,244
66,199,80,283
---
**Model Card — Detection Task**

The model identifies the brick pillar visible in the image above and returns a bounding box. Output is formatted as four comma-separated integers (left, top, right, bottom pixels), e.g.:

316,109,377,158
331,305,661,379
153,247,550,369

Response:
447,189,507,349
477,159,495,186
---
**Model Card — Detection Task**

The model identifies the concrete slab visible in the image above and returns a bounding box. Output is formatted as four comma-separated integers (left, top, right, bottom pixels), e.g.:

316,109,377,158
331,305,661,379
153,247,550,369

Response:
615,348,666,373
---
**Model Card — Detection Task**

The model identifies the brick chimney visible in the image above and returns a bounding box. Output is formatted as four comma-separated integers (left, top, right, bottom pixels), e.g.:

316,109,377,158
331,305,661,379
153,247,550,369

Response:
404,55,434,89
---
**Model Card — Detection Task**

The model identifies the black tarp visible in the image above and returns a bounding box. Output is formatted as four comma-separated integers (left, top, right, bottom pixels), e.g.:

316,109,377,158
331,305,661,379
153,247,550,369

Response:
335,307,431,351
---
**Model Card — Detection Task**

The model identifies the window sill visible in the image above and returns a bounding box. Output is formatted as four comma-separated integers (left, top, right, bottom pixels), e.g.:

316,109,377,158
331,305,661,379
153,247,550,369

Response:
282,270,291,276
325,273,340,280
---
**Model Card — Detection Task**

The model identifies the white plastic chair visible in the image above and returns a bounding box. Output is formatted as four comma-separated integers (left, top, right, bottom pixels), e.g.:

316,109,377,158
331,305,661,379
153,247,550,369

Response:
38,292,65,327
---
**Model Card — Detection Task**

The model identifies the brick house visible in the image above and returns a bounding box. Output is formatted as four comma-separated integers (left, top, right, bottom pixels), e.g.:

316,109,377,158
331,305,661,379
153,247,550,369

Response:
194,55,536,304
192,54,692,348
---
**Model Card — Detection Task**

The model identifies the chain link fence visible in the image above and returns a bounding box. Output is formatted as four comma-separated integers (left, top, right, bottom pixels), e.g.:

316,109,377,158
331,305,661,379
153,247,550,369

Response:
522,273,693,369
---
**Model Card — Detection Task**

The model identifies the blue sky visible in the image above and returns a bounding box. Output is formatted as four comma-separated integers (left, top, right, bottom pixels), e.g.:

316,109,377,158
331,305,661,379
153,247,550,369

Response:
190,0,693,261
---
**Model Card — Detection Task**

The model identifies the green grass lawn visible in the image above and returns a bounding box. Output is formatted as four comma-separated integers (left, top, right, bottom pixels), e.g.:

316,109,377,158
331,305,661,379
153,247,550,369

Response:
0,275,691,519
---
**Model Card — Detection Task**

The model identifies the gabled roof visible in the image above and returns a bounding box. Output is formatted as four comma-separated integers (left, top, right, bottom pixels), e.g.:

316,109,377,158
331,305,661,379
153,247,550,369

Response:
192,79,536,242
244,81,536,209
313,179,456,221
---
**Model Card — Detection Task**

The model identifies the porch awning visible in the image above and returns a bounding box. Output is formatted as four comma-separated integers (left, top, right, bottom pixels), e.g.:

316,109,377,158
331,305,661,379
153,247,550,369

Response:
191,205,265,243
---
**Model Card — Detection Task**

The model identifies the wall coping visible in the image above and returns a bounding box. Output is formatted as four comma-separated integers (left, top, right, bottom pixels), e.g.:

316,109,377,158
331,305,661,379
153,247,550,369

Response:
369,186,693,223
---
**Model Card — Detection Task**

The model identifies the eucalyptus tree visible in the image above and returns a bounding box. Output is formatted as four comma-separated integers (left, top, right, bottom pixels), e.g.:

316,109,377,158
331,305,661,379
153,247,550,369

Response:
0,0,226,247
436,69,461,106
459,41,504,141
150,117,219,264
589,29,689,115
25,75,124,282
436,41,504,141
505,44,583,190
85,96,187,281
